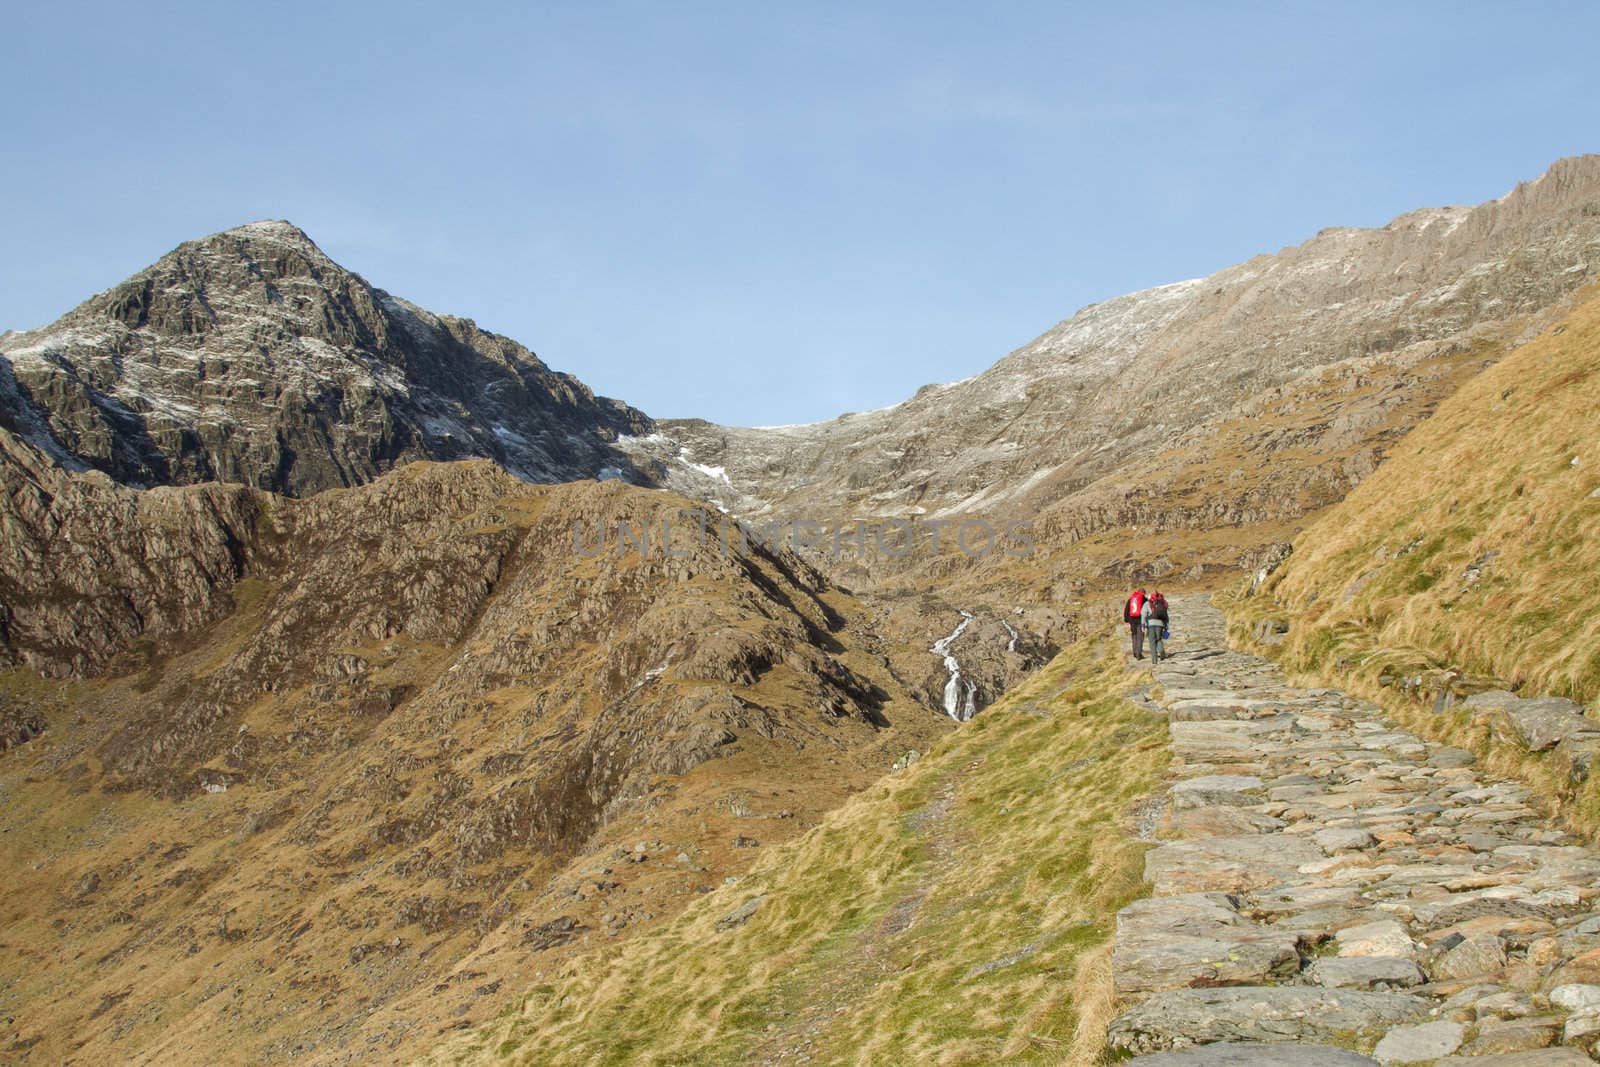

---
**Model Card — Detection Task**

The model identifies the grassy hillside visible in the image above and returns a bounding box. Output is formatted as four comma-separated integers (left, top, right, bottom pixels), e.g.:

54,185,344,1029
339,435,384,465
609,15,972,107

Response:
1227,282,1600,816
0,464,956,1066
426,631,1166,1067
867,318,1522,633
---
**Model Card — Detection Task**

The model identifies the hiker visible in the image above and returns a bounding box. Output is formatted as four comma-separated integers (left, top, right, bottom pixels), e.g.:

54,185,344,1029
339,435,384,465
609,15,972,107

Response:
1142,591,1170,663
1124,588,1147,659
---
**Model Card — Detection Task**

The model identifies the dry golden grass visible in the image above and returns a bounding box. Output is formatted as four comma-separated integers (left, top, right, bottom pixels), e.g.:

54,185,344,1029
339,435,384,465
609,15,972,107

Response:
0,476,959,1066
890,328,1506,631
424,633,1166,1067
1225,282,1600,827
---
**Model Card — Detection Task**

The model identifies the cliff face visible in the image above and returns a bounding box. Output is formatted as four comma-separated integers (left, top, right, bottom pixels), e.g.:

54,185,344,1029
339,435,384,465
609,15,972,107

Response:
0,426,263,677
0,439,953,1064
0,221,653,496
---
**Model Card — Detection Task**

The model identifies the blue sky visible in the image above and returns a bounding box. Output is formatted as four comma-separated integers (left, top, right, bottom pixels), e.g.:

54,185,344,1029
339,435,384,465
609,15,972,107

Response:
3,2,1597,425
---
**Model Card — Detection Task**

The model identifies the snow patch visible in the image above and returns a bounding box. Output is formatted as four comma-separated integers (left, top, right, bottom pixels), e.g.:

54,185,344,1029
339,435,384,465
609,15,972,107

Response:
677,446,732,485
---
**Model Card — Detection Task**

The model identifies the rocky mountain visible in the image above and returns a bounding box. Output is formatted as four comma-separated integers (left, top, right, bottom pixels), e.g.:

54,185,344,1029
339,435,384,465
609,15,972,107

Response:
0,428,955,1064
0,221,652,496
631,156,1600,592
7,157,1600,1067
433,283,1600,1066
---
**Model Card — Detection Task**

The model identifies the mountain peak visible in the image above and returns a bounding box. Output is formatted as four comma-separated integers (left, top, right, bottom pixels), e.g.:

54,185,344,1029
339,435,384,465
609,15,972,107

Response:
0,217,653,495
223,218,312,240
183,218,326,260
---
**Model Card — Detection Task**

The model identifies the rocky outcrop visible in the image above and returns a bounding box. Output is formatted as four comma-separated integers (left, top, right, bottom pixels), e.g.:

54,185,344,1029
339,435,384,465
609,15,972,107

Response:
0,220,652,496
0,427,262,676
0,452,954,1066
1107,596,1600,1061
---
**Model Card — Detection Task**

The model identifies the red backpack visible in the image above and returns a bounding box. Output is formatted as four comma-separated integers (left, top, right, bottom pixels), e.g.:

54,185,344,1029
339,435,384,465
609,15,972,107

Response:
1125,591,1145,620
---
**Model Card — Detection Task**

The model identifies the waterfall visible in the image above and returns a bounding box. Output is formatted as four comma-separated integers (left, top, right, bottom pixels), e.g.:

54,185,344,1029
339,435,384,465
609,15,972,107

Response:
930,611,979,722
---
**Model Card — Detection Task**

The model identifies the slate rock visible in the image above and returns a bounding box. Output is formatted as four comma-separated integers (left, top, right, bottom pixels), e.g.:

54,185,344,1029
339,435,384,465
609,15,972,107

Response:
1172,775,1265,809
1435,1052,1591,1066
1550,737,1600,784
1338,919,1419,960
1372,1020,1465,1064
1128,1043,1379,1065
1306,956,1425,990
1107,987,1429,1055
1431,931,1507,980
1162,806,1286,839
1427,747,1477,769
1145,835,1323,895
1454,1015,1559,1055
1114,893,1302,993
1562,1008,1600,1049
1313,827,1377,853
1550,984,1600,1012
1466,692,1596,752
715,894,766,931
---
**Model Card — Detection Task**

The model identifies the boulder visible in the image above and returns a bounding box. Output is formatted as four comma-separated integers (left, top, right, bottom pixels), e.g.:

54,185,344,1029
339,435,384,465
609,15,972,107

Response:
1550,737,1600,784
715,894,766,932
1465,691,1597,752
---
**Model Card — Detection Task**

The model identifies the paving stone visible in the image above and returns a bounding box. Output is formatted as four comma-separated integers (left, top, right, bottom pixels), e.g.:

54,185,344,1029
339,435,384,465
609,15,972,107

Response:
1306,955,1425,989
1430,931,1508,981
1435,1052,1591,1066
1550,983,1600,1011
1127,1044,1380,1065
1372,1019,1465,1063
1428,746,1477,768
1172,775,1266,809
1162,806,1286,839
1338,919,1420,960
1107,987,1429,1056
1145,835,1324,895
1314,827,1377,853
1454,1013,1559,1054
1113,893,1302,993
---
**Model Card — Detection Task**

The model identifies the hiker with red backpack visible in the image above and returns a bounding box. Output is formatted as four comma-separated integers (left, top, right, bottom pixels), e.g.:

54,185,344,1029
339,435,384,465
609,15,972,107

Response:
1142,591,1171,663
1124,588,1147,659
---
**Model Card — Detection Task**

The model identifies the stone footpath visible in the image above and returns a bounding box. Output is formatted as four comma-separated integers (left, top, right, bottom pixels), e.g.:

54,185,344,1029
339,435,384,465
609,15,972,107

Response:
1110,597,1600,1066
